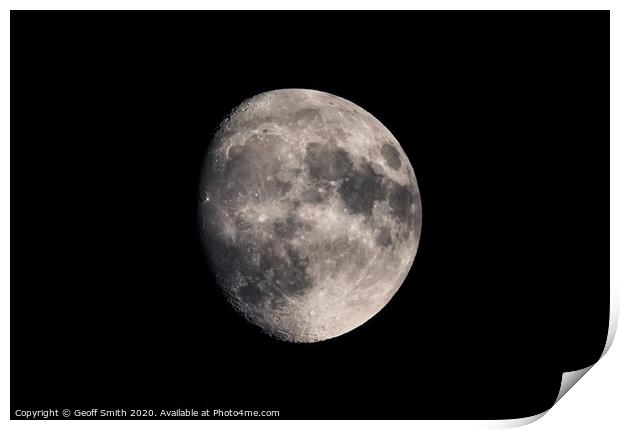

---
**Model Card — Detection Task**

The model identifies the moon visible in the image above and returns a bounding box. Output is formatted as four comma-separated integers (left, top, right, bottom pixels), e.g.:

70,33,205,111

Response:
199,89,421,343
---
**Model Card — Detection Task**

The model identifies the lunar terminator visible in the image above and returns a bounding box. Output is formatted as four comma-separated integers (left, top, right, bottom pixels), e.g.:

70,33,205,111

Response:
199,89,421,342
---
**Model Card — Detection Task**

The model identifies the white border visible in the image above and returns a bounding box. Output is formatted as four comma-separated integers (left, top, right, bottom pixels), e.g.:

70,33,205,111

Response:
0,1,617,10
2,2,617,429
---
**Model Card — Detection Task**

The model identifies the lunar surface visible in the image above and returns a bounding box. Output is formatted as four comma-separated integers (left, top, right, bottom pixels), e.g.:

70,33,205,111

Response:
199,89,421,342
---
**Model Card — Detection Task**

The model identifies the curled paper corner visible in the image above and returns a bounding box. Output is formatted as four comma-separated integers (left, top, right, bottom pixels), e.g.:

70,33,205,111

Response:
554,365,595,404
552,285,619,406
492,411,547,428
489,296,618,429
489,366,600,429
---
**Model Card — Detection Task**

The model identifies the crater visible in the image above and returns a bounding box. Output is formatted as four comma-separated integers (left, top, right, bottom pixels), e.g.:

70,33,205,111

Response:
238,283,264,305
381,143,402,170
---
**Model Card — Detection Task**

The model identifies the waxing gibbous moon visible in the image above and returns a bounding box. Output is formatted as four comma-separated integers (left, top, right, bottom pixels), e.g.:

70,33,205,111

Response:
199,89,421,343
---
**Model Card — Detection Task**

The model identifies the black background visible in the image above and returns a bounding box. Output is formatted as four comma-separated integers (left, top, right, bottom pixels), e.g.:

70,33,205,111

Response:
11,11,609,419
